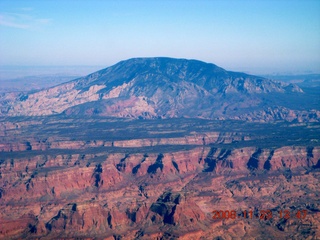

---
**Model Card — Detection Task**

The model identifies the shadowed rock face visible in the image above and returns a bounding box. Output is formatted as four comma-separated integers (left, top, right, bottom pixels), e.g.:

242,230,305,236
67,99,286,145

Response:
1,57,319,122
1,145,320,239
0,117,319,239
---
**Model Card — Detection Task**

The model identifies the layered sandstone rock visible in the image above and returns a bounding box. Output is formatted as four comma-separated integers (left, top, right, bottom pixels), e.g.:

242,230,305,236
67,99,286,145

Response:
1,144,319,239
0,131,248,152
0,117,319,238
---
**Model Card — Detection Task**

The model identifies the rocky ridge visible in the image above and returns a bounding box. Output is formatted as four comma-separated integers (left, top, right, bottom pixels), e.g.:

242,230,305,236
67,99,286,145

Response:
1,57,318,122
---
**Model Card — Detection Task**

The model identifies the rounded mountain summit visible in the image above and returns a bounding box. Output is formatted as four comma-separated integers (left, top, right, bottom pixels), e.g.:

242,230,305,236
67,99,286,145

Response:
1,57,318,122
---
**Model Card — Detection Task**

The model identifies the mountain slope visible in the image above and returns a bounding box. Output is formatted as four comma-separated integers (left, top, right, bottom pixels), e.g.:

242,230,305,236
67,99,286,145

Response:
1,57,318,122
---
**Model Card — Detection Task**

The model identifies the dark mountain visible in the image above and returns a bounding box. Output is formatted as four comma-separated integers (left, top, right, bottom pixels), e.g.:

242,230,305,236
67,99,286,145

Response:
1,57,318,122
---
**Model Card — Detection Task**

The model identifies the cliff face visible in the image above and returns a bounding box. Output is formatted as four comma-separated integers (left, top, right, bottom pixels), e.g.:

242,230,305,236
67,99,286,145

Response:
1,57,319,122
1,116,319,239
1,144,320,239
0,131,246,152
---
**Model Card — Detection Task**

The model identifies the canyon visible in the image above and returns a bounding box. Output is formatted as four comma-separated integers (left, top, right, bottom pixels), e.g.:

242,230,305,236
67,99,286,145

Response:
0,116,319,239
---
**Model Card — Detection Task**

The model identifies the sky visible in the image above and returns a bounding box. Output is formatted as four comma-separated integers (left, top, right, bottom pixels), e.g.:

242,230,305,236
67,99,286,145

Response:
0,0,320,75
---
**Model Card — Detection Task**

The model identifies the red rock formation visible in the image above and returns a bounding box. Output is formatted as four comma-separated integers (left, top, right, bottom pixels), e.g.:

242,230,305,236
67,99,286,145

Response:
0,116,319,239
1,144,319,239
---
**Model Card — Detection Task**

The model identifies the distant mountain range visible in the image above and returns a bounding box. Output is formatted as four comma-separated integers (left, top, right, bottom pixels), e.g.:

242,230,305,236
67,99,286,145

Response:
263,74,320,88
1,57,319,122
0,75,79,93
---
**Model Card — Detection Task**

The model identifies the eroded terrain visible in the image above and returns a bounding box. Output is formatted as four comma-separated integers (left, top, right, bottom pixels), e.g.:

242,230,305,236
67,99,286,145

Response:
0,117,319,239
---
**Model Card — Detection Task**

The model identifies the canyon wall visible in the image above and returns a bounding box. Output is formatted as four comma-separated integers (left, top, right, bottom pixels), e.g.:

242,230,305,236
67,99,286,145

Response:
1,143,319,239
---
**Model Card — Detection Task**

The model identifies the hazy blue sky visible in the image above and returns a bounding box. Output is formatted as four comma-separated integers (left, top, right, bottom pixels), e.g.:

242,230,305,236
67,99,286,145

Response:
0,0,319,74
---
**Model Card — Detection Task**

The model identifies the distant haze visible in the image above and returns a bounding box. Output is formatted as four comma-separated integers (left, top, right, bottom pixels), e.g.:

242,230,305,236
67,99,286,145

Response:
0,66,104,80
0,1,320,74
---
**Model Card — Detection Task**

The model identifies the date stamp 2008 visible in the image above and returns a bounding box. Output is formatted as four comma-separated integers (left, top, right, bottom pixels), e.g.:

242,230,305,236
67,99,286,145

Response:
212,209,308,220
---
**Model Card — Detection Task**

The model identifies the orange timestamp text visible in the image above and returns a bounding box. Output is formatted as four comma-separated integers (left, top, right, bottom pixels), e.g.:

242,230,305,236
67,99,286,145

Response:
212,209,308,220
